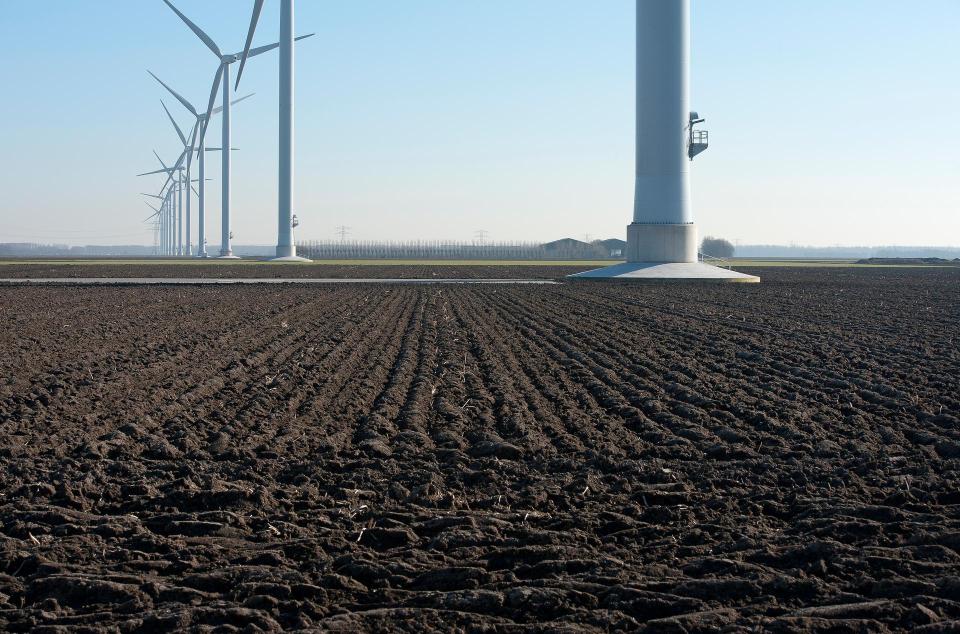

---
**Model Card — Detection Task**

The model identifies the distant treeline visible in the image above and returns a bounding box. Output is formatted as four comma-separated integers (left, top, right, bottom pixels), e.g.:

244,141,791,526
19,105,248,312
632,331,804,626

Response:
297,240,623,261
0,243,156,257
737,245,960,259
4,240,958,260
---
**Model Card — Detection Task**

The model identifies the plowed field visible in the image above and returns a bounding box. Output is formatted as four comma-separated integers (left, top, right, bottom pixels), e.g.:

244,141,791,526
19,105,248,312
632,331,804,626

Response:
1,267,959,632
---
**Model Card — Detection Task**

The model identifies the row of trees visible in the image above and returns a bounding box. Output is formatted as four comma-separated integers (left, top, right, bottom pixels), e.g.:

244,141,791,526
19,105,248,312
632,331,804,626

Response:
700,236,735,258
298,240,634,260
298,240,553,260
296,238,736,260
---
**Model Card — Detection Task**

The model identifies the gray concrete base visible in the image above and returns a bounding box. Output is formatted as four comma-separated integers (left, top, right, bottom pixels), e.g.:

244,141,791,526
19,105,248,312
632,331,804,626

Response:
569,261,760,283
627,223,698,263
217,255,241,260
270,256,312,263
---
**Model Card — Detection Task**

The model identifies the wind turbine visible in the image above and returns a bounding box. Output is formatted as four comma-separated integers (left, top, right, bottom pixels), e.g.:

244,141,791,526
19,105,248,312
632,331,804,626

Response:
151,150,188,256
143,190,170,255
148,70,252,258
138,139,188,254
138,157,183,255
145,186,171,255
160,99,198,256
162,187,174,255
141,193,166,255
160,0,313,258
143,202,164,256
237,0,312,262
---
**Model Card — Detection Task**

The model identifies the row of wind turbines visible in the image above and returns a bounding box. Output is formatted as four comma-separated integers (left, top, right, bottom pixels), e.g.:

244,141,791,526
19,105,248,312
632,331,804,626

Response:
140,0,312,261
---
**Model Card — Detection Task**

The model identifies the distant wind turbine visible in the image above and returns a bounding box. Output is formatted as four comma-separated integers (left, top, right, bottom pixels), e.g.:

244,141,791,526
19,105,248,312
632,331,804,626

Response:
141,194,168,256
151,149,188,256
143,202,164,256
148,70,252,258
138,155,184,256
160,0,313,258
160,99,198,256
144,187,171,256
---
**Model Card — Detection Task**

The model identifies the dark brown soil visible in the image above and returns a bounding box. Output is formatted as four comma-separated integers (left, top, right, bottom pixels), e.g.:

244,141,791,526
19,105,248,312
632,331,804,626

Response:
0,262,597,280
856,258,960,266
1,266,959,632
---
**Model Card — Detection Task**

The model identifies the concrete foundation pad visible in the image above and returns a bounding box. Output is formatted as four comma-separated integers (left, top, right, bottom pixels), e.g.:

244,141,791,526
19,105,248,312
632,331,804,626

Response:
217,255,241,260
569,261,760,283
269,256,312,263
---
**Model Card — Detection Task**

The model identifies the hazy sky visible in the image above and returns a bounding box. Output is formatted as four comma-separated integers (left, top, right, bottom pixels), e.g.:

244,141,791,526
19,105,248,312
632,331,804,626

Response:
0,1,957,247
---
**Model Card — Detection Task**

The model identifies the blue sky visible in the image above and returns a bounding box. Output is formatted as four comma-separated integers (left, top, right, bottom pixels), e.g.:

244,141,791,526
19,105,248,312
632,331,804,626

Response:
0,0,957,247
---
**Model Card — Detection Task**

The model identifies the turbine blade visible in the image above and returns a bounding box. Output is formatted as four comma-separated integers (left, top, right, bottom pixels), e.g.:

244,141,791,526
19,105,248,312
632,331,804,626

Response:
153,150,171,173
141,193,164,199
211,92,255,115
137,167,171,177
161,0,222,58
243,34,315,61
197,64,225,153
232,92,255,107
159,149,188,196
235,0,265,90
185,120,199,172
245,41,278,59
161,100,188,146
148,70,198,116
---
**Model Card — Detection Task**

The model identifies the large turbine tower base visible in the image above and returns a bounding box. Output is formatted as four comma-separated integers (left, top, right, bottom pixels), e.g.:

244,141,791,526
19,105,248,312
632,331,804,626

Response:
626,222,698,263
571,0,758,283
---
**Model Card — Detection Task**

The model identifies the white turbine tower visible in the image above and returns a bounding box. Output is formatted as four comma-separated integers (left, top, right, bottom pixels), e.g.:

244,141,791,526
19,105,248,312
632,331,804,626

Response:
161,0,313,259
573,0,758,282
148,71,252,258
236,0,311,262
